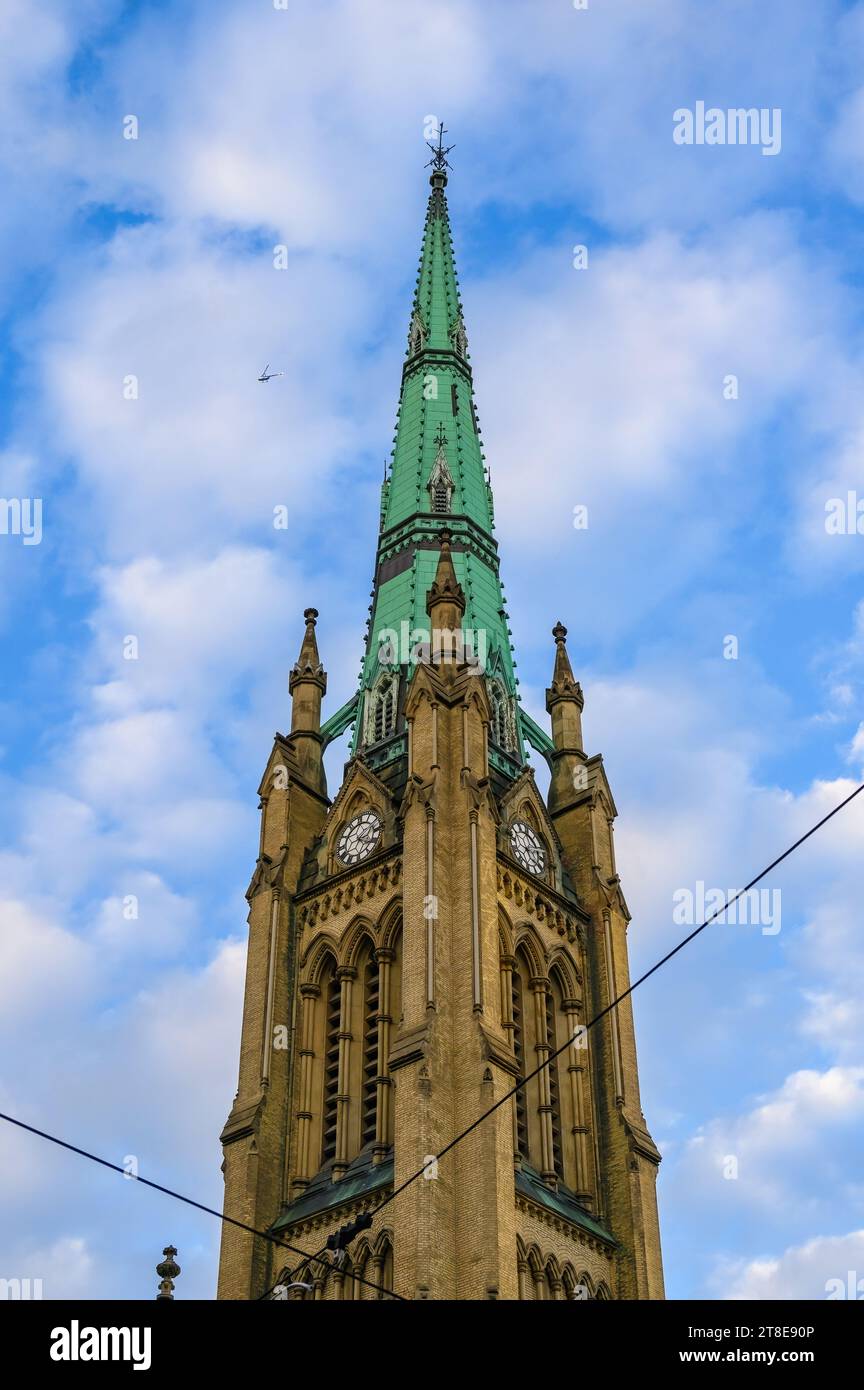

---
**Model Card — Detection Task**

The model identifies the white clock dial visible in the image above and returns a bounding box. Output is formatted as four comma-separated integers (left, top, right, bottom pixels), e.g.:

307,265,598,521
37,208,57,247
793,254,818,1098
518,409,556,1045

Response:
509,819,546,876
336,810,382,866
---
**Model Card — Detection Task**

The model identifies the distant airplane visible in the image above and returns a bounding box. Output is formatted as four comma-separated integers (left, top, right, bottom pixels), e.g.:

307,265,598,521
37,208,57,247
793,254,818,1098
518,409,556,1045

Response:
258,364,284,382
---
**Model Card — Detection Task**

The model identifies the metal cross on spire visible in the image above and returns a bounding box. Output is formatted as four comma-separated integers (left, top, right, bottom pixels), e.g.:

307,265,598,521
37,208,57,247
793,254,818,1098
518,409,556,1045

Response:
426,122,455,173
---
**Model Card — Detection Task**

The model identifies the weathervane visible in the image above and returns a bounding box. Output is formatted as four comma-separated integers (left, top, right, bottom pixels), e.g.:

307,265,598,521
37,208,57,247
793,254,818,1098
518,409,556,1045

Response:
426,122,455,173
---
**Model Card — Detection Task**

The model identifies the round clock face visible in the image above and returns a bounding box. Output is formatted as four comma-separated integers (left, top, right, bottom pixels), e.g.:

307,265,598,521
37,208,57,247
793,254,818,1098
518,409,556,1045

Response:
510,820,546,876
336,810,382,866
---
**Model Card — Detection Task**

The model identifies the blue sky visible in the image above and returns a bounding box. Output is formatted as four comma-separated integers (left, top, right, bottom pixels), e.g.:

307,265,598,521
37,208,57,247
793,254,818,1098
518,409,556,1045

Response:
1,0,864,1301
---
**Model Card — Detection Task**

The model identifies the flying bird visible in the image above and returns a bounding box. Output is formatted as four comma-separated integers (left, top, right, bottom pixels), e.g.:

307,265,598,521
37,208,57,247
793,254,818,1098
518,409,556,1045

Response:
258,364,284,382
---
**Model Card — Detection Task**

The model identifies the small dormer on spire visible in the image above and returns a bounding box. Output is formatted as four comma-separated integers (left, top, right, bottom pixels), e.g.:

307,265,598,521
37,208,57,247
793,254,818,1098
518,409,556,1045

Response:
450,314,468,358
428,424,455,515
408,308,427,357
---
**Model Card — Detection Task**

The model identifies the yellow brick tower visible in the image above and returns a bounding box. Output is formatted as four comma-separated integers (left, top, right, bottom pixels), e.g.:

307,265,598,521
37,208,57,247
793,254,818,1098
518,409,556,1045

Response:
217,138,664,1302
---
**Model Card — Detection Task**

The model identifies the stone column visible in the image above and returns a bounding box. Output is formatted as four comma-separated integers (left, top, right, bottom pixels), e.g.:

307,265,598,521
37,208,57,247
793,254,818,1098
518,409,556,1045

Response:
294,982,320,1192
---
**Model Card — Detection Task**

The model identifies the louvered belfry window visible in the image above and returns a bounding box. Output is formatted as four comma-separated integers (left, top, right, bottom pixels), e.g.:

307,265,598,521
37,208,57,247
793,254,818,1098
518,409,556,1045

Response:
512,968,528,1159
373,678,396,742
322,972,341,1165
362,957,380,1148
545,988,563,1180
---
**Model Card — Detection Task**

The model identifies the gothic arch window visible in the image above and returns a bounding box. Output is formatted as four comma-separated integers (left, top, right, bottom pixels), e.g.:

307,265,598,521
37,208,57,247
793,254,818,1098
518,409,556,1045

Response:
488,680,513,752
433,479,449,514
552,965,573,1187
368,674,397,744
346,938,380,1162
545,1259,562,1300
508,946,585,1193
544,985,564,1182
511,961,529,1161
310,953,340,1171
378,1236,394,1299
511,947,543,1170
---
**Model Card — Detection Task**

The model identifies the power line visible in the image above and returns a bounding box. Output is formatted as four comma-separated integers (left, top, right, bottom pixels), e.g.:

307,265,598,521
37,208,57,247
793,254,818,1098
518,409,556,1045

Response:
0,1111,405,1302
361,777,864,1222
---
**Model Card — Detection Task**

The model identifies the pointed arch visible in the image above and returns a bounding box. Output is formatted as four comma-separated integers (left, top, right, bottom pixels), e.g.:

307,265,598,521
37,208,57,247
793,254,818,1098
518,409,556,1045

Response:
513,921,546,979
302,934,339,984
548,950,580,1003
526,1245,546,1300
349,1239,373,1300
378,898,404,952
498,904,515,958
342,916,378,968
561,1263,577,1300
365,670,398,745
577,1271,596,1301
487,676,515,752
545,1255,563,1300
374,1231,394,1299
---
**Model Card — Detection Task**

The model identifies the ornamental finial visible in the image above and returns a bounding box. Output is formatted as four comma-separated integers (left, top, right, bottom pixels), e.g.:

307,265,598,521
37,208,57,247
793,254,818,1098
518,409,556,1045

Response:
155,1245,181,1300
426,121,455,181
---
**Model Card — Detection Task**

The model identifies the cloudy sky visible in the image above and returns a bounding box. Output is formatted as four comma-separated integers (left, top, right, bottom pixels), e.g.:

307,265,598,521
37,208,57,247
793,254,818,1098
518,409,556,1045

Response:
1,0,863,1301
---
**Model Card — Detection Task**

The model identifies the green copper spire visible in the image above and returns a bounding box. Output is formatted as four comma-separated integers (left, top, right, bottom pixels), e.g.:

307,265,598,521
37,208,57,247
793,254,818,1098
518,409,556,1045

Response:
347,137,524,782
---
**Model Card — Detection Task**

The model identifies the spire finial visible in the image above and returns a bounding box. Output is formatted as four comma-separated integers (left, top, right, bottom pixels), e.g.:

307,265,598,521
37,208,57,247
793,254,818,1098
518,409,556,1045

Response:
290,608,326,696
426,121,455,174
155,1245,180,1300
547,621,583,710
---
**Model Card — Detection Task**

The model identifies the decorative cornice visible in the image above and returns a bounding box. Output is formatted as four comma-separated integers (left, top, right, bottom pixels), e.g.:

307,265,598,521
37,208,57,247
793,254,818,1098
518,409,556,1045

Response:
294,853,402,928
515,1195,616,1257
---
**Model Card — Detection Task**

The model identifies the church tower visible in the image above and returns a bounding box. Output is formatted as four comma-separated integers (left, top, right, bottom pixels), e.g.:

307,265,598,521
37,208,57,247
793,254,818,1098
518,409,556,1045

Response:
217,140,664,1302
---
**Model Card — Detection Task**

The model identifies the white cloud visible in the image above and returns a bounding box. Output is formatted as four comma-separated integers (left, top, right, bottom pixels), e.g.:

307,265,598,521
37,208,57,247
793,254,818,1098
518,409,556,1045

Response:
676,1068,864,1219
715,1229,864,1301
15,1236,95,1301
0,899,90,1023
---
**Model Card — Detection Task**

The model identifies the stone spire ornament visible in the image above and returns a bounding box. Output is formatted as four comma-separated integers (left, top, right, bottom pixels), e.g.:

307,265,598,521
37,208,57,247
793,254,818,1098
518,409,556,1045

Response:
426,528,466,632
548,622,584,706
288,607,328,793
155,1245,180,1300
